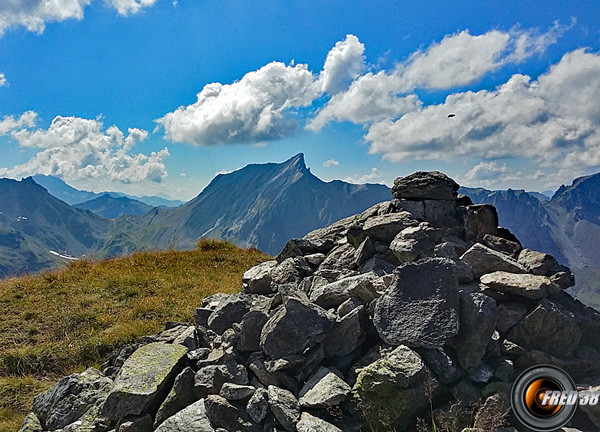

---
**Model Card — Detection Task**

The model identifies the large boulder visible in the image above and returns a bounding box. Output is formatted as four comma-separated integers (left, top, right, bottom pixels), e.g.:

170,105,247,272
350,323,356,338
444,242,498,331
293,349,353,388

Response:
480,271,560,299
460,243,527,278
31,368,112,431
101,343,188,421
373,258,460,348
260,297,333,359
242,261,277,294
207,295,251,334
391,171,459,200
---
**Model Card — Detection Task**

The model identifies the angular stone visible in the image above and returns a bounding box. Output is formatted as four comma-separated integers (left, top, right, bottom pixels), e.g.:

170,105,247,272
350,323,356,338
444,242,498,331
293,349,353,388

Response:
118,414,153,432
517,249,560,275
319,243,357,271
450,379,482,406
373,258,459,348
246,388,269,424
460,243,527,278
419,347,462,385
172,326,198,350
391,199,426,219
194,361,249,399
154,399,214,432
204,395,257,431
297,412,343,432
242,260,277,294
309,273,378,309
304,253,326,267
260,297,333,359
101,343,187,421
267,385,300,432
482,234,522,257
462,205,499,242
389,226,435,263
323,306,364,358
358,255,397,275
237,310,269,352
448,292,497,374
298,367,351,408
507,299,581,357
362,212,417,244
193,308,213,328
249,359,281,387
353,237,375,266
207,295,251,334
496,303,528,333
391,171,459,200
424,199,457,221
481,271,560,299
155,367,196,428
277,238,335,262
18,413,42,432
352,345,429,426
579,385,600,428
219,383,256,401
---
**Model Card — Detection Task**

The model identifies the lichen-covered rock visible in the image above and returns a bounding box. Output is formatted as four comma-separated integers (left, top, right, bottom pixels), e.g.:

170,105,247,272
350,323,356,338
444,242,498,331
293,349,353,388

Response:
298,366,351,408
18,413,42,432
267,385,300,431
352,345,429,427
460,243,527,278
32,367,113,431
101,343,188,421
480,271,560,299
154,367,196,428
373,258,459,348
297,412,343,432
155,399,214,432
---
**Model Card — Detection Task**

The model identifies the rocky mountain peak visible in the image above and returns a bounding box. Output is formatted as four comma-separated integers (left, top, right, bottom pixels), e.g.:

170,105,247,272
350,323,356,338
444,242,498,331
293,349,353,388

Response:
18,171,600,432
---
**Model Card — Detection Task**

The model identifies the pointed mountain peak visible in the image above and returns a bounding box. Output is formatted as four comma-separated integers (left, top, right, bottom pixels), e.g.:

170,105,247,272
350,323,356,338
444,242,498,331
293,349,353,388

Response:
283,153,307,169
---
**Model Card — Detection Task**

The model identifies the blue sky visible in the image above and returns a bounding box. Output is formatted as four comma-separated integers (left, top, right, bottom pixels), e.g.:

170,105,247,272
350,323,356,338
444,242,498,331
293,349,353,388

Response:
0,1,599,200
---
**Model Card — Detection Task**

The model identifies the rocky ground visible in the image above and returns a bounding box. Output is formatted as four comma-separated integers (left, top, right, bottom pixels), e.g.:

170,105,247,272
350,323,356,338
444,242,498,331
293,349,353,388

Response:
18,172,600,432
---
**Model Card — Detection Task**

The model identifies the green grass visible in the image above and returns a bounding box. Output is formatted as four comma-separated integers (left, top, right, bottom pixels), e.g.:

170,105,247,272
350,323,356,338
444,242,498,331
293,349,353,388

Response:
0,240,270,431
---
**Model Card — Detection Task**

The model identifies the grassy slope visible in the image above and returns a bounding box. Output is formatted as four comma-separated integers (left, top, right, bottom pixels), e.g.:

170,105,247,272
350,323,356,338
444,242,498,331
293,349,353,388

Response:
0,240,270,432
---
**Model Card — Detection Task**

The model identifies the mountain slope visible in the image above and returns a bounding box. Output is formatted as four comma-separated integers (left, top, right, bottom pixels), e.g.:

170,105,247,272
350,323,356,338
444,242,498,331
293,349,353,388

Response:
74,194,153,218
0,177,110,277
104,154,391,255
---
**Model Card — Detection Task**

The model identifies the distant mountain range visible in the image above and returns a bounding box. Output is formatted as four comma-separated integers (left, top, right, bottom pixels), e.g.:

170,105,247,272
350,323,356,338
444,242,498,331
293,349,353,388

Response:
1,156,599,308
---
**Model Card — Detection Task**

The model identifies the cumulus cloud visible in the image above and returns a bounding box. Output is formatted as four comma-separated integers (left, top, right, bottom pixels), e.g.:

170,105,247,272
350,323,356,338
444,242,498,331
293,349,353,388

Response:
317,34,365,95
0,0,155,35
0,116,169,183
0,73,7,87
365,49,600,182
343,168,382,184
462,162,545,187
309,24,568,130
0,111,37,135
156,61,318,146
322,159,339,167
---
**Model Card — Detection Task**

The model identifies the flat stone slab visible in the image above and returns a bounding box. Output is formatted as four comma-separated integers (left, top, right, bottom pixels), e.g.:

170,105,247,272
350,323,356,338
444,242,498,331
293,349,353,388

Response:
298,367,351,408
155,399,214,432
392,171,459,200
460,243,527,278
480,271,560,299
101,342,188,421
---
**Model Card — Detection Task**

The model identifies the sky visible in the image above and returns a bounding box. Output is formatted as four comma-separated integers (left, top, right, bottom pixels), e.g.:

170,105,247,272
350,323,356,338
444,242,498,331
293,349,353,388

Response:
0,1,599,201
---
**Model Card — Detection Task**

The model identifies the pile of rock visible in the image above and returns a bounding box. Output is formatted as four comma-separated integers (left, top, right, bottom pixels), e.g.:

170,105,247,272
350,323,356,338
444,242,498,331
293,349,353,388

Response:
20,172,600,432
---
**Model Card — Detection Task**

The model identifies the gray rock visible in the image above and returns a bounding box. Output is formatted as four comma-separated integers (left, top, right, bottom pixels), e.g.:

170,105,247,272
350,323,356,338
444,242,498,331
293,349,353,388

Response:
298,367,351,408
309,273,378,309
482,234,522,257
155,399,214,432
353,237,375,266
460,243,527,278
352,345,429,426
357,255,397,275
155,367,196,427
277,238,335,262
494,358,514,382
391,171,459,200
267,385,301,431
204,395,257,431
246,388,269,424
303,215,356,243
32,368,112,430
260,297,333,359
434,242,474,283
450,380,482,406
172,326,199,350
304,253,327,267
424,199,457,221
264,355,305,372
337,296,366,318
297,412,343,432
389,226,435,263
323,305,364,358
118,414,153,432
507,299,581,357
578,385,600,428
373,258,460,348
362,212,417,244
237,310,269,352
462,205,499,242
391,199,426,219
517,249,560,275
18,413,42,432
496,303,528,333
468,362,494,383
101,343,187,421
242,261,278,294
419,347,462,384
480,271,560,299
448,292,497,374
249,359,281,387
319,243,357,271
207,295,251,334
219,383,256,401
194,361,249,399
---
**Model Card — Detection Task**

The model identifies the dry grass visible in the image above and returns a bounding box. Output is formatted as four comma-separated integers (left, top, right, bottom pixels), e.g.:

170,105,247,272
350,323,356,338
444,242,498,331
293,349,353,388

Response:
0,240,270,432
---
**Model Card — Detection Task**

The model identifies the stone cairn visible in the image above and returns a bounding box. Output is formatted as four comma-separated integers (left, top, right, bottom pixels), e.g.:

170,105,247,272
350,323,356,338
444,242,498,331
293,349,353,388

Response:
20,172,600,432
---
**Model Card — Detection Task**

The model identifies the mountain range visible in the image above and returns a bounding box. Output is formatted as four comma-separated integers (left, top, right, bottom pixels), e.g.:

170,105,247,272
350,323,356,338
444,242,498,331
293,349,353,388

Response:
1,155,599,308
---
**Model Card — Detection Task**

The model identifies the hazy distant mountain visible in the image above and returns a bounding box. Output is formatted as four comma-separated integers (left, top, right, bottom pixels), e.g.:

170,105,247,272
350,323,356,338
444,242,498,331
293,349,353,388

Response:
461,175,600,309
103,154,391,256
0,177,109,277
74,194,153,218
31,174,184,208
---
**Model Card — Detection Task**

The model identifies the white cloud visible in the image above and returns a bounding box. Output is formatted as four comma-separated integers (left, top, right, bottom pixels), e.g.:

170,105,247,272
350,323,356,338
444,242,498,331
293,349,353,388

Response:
156,61,319,146
343,168,381,184
0,0,156,35
0,111,37,135
0,115,169,183
462,161,545,187
365,49,600,184
0,73,7,87
317,34,365,95
322,159,339,167
309,24,567,130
